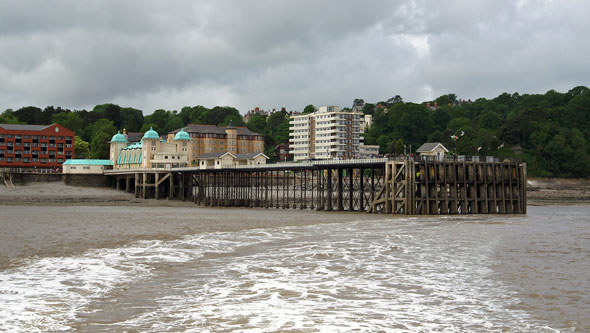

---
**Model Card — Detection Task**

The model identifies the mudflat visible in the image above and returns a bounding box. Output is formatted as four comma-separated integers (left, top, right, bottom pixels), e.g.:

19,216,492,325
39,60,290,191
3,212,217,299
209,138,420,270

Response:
527,178,590,205
1,179,589,206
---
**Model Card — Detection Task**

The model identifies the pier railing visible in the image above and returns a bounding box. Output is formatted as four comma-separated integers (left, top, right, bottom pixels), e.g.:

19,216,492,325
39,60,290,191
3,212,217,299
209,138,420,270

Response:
0,167,61,174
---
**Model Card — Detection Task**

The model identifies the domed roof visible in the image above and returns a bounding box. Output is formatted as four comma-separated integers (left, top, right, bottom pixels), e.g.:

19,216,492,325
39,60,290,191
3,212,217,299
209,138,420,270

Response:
174,128,190,141
111,131,127,143
142,127,160,140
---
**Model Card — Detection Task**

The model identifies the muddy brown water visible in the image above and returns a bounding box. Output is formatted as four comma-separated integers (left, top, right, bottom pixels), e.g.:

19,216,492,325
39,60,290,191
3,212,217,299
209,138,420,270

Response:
0,204,588,331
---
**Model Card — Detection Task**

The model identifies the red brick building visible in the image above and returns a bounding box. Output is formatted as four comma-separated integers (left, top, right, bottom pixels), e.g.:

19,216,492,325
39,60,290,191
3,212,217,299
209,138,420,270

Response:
0,123,75,169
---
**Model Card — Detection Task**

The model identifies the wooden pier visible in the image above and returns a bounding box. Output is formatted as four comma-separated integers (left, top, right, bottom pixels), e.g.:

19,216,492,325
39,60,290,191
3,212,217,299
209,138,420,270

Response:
107,158,527,215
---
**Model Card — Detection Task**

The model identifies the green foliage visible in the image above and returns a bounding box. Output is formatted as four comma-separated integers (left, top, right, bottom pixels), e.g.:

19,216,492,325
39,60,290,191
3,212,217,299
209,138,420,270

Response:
303,104,315,114
52,111,83,133
90,132,112,159
120,107,144,132
246,114,267,134
363,87,590,177
361,103,376,116
394,139,405,155
0,109,21,124
261,111,290,159
74,135,90,159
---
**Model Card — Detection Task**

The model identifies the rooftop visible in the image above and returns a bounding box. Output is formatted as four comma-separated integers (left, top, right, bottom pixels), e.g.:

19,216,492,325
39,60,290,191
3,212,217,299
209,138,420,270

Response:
63,159,113,166
169,124,260,136
0,124,53,131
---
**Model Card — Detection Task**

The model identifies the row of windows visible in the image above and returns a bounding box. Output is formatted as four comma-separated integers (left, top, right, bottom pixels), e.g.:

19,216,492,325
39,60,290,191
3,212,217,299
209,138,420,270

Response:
188,133,262,140
0,142,73,147
0,135,73,140
0,149,71,155
0,157,64,163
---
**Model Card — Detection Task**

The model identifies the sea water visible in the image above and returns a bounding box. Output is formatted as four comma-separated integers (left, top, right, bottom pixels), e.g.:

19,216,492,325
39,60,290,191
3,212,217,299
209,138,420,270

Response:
0,205,588,332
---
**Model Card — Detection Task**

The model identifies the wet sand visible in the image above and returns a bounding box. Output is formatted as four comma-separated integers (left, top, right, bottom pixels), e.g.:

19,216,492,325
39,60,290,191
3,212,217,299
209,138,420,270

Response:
1,178,589,207
527,178,590,205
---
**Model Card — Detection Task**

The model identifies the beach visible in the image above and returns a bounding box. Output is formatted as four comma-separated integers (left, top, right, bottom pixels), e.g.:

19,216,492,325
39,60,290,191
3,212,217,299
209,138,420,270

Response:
2,177,589,207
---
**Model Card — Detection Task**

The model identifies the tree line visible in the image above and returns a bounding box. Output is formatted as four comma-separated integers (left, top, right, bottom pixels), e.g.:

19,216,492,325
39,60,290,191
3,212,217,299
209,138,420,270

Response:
363,86,590,178
1,85,589,177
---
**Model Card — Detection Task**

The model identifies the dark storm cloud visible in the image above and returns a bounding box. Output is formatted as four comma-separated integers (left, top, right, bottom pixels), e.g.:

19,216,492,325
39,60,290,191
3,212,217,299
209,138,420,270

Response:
0,0,588,114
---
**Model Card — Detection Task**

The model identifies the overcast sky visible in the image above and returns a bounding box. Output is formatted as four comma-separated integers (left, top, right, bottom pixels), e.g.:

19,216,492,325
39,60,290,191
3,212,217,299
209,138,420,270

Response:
1,0,589,115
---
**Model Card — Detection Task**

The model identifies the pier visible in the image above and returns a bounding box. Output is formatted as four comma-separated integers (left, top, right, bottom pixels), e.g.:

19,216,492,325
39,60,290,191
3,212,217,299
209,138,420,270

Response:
106,157,527,215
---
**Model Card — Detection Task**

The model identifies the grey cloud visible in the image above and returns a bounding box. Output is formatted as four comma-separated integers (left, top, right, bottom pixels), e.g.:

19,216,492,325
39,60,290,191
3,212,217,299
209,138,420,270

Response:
0,0,588,114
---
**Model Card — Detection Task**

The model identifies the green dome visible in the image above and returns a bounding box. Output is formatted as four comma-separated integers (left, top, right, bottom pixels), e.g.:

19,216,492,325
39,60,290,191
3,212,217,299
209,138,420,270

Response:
174,128,190,141
142,127,160,140
111,131,127,143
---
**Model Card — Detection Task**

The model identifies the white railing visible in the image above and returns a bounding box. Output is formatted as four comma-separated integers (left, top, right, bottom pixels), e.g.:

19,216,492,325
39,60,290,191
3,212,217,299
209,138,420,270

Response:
104,158,390,174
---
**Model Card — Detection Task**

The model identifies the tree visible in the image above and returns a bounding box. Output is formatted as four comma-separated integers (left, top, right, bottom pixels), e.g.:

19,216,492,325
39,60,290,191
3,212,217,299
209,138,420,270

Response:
0,109,20,124
14,106,43,124
208,106,242,125
386,95,403,105
164,116,185,134
361,103,376,116
87,118,117,139
435,94,457,106
90,132,112,159
74,135,90,159
52,111,83,133
120,107,144,132
394,139,405,155
87,119,117,159
221,114,245,127
303,104,315,114
143,109,170,133
93,104,122,129
246,114,267,134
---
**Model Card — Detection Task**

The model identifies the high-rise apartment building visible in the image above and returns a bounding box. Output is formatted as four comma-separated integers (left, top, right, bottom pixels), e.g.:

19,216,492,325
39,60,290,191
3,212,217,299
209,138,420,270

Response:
289,106,379,161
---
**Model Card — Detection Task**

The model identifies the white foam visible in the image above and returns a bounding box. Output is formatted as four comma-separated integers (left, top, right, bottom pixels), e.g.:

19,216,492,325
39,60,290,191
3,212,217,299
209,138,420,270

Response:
0,218,560,331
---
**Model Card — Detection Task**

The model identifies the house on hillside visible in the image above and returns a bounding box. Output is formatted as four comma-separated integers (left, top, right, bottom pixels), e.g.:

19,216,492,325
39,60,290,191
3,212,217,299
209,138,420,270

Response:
416,142,449,161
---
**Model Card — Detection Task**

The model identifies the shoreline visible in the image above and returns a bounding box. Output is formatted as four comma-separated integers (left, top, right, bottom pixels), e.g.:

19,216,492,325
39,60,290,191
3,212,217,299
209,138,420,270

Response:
1,178,589,207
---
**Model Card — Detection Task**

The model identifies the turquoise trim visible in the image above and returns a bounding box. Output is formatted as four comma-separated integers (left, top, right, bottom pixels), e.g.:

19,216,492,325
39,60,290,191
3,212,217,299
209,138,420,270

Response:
63,159,113,166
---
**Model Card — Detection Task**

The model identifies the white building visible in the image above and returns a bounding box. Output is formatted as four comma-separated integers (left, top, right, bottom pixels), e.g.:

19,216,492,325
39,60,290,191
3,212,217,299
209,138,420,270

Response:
62,159,113,174
289,106,379,161
197,152,269,169
416,142,449,161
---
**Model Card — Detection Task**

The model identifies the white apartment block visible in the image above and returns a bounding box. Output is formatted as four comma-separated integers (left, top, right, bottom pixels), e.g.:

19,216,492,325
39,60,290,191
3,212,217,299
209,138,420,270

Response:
289,106,380,161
